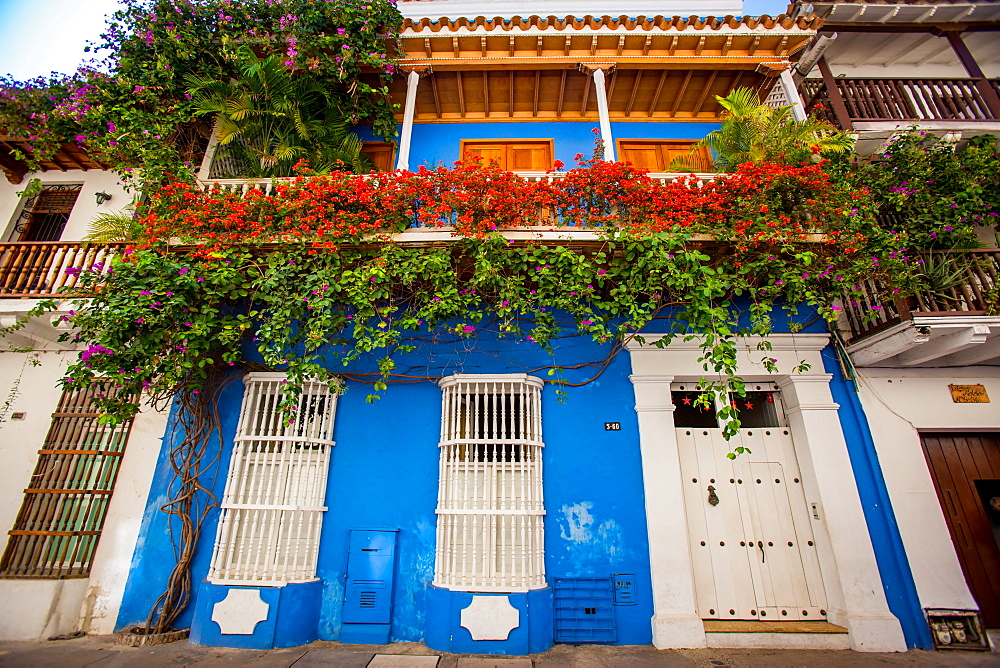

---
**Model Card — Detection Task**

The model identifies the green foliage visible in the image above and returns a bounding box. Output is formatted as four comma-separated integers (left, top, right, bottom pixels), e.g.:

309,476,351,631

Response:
848,130,999,250
50,160,913,424
187,47,370,177
86,210,145,243
676,87,853,172
0,0,402,185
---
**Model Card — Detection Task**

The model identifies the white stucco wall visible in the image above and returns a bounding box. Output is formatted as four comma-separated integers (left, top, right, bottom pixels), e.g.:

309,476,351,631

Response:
628,334,906,652
0,169,132,242
0,349,167,639
854,366,1000,613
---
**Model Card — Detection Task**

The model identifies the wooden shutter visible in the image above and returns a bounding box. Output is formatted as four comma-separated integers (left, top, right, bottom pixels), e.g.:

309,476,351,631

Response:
509,143,551,171
360,143,395,173
461,141,552,172
0,383,136,578
619,140,713,172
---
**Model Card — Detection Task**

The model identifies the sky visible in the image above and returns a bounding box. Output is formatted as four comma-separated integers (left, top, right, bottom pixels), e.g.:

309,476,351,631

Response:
0,0,791,80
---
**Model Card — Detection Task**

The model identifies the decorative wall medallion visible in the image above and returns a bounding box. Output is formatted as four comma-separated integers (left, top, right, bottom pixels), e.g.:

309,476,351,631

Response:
460,595,520,641
211,588,270,635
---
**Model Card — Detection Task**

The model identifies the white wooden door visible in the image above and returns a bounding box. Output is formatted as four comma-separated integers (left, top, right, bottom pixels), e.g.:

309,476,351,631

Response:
674,385,827,622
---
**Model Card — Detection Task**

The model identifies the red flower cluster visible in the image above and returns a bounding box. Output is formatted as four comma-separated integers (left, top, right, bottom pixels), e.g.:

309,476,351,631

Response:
139,160,868,248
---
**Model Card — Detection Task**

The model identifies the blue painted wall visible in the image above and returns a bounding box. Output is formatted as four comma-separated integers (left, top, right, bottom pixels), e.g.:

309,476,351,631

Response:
117,322,658,647
355,121,721,169
117,303,897,652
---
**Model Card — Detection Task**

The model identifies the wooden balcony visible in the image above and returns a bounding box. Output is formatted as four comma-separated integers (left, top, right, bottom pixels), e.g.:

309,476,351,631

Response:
842,249,1000,367
0,242,128,298
198,171,724,234
801,78,1000,129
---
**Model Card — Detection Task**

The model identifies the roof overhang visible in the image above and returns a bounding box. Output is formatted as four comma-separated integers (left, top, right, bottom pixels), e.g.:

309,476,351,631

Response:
387,14,819,122
0,138,109,184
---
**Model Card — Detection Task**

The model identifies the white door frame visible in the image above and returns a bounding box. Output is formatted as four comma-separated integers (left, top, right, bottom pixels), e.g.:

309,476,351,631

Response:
627,333,906,652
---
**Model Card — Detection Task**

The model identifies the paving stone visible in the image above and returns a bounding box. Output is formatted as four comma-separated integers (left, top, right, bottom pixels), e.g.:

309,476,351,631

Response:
457,658,531,667
368,655,440,667
290,649,374,667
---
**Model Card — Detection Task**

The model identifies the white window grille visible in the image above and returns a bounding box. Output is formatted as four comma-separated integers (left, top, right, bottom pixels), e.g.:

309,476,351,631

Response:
434,374,545,592
208,373,337,585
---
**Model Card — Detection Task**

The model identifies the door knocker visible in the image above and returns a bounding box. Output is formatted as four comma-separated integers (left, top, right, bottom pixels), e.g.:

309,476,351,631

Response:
707,484,719,506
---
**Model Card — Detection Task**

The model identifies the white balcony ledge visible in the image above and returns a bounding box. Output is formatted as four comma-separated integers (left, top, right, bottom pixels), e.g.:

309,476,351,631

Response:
0,299,78,351
845,315,1000,367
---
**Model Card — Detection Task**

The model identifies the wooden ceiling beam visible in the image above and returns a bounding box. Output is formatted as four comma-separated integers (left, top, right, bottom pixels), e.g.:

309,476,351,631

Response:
59,151,87,171
625,71,642,117
509,71,515,117
563,36,571,56
430,74,442,118
483,71,490,117
777,36,789,57
748,35,761,56
536,37,543,56
456,71,466,117
509,36,515,58
533,71,540,117
480,37,487,58
424,38,432,58
590,35,598,56
643,36,652,56
671,70,694,117
722,36,733,56
695,36,706,56
0,147,28,185
580,71,592,114
648,70,667,117
452,37,460,58
692,71,720,115
617,36,625,56
557,70,567,117
669,35,679,56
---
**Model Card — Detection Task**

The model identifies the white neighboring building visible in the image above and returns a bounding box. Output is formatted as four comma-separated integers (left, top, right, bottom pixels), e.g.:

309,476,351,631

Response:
0,152,166,640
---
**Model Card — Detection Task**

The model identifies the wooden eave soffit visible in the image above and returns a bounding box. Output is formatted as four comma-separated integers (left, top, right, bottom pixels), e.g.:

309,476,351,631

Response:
395,29,815,69
385,65,771,122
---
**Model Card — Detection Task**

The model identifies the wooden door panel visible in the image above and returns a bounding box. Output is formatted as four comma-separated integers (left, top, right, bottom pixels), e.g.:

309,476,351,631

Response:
922,433,1000,627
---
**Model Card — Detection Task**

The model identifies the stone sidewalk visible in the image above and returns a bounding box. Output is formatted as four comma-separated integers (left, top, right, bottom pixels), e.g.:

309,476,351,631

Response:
0,636,997,668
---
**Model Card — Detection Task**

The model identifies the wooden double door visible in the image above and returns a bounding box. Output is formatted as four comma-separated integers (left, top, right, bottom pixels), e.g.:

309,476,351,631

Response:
922,433,1000,627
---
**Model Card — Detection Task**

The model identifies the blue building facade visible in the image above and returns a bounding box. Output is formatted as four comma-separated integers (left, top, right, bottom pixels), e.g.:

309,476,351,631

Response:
113,5,920,656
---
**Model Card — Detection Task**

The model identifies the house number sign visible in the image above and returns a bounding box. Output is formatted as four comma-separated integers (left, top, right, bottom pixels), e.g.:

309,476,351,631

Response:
949,384,990,403
604,422,621,431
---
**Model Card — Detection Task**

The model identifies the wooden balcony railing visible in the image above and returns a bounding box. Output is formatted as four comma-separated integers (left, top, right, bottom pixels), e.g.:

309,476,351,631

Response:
0,243,128,298
841,248,1000,343
198,171,724,229
801,77,1000,127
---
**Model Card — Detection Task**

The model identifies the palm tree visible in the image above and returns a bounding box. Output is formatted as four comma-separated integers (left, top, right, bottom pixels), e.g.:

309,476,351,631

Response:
673,87,853,172
86,210,145,243
187,47,370,178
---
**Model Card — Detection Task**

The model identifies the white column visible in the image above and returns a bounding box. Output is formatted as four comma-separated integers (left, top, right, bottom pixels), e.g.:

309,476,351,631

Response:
776,375,907,653
395,70,421,171
779,70,808,123
631,374,707,649
592,69,617,162
196,120,220,180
